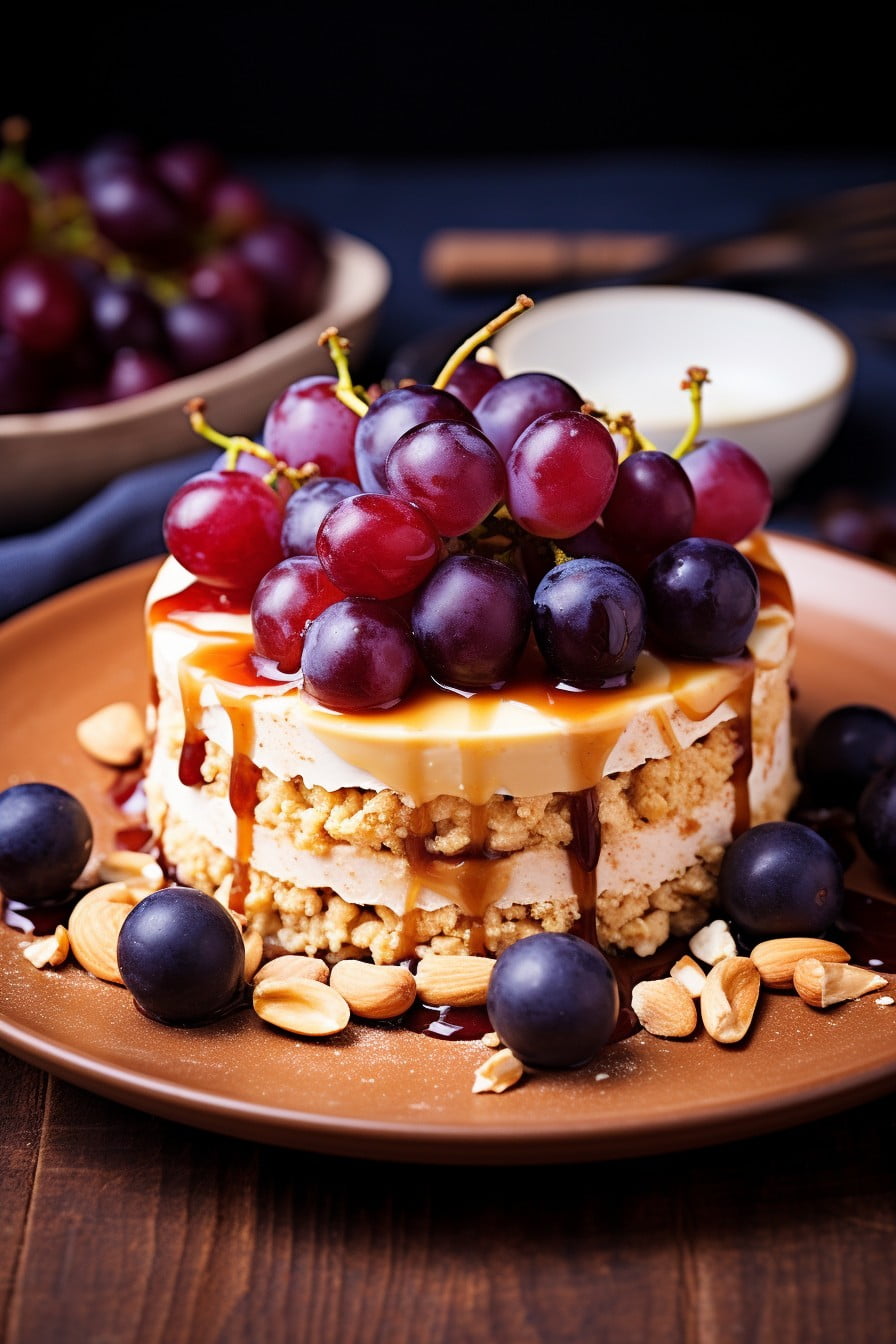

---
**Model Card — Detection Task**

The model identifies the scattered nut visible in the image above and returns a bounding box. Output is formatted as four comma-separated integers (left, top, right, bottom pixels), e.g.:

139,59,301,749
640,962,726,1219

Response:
330,960,416,1019
630,977,698,1037
481,1031,502,1048
253,955,330,987
669,954,707,998
67,883,140,984
472,1047,524,1094
875,995,895,1007
212,875,234,909
75,701,146,767
700,956,761,1043
23,926,69,969
689,918,737,966
97,850,166,896
252,977,350,1036
414,953,493,1007
749,936,850,989
793,958,889,1009
242,930,264,983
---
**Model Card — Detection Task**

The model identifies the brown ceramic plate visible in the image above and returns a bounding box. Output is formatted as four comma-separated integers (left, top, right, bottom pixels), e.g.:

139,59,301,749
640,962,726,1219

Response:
1,535,895,1164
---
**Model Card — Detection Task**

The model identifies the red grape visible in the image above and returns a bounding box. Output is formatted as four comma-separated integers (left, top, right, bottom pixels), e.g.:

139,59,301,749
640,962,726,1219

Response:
0,252,85,354
188,249,267,337
317,494,442,599
86,166,189,264
385,420,506,536
601,450,696,560
105,348,175,400
444,356,503,410
153,140,224,215
474,370,584,462
353,384,477,493
263,374,361,482
238,217,328,327
251,555,344,673
163,470,285,590
301,599,417,711
163,296,250,375
506,410,618,538
0,330,45,412
207,176,269,241
680,438,773,544
0,180,31,264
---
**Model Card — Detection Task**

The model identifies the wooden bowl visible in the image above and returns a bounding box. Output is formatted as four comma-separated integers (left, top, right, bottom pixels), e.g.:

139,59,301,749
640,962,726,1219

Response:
0,230,391,532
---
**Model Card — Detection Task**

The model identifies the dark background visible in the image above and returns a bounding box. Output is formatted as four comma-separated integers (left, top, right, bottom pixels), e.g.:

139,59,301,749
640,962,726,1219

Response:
5,4,893,160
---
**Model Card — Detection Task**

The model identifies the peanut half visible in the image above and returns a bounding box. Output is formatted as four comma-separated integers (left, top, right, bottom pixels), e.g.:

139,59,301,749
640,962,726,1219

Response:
472,1048,525,1094
23,926,70,969
67,883,141,984
700,956,761,1044
252,977,350,1037
329,960,416,1019
75,701,146,767
631,977,698,1038
793,958,888,1009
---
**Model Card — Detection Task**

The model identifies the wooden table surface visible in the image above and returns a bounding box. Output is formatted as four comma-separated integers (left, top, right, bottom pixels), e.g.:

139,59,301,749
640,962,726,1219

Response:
2,1047,893,1344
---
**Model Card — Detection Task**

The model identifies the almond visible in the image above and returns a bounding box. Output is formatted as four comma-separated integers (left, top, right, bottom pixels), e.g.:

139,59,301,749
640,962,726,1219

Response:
414,953,493,1007
330,960,416,1019
75,701,146,767
749,936,850,989
669,954,707,998
252,977,350,1036
253,955,330,987
630,977,698,1037
793,958,889,1009
472,1047,524,1094
689,918,737,966
97,850,166,896
67,883,140,983
23,925,70,969
700,955,761,1043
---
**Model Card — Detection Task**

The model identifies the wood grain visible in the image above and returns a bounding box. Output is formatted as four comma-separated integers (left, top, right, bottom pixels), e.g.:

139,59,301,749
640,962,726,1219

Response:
1,1051,894,1344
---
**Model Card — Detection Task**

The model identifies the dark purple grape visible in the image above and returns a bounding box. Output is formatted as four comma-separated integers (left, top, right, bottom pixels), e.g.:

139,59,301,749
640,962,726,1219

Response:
0,782,93,905
718,820,845,939
301,599,417,711
152,140,224,215
281,476,362,556
207,175,269,241
263,374,361,482
163,297,249,375
855,763,896,876
188,248,267,339
801,704,896,810
532,558,646,688
81,134,144,187
474,370,584,462
486,932,620,1068
643,537,759,660
0,330,45,412
0,253,85,354
36,154,83,199
444,355,503,410
105,348,174,400
560,521,625,563
601,450,695,558
116,886,245,1024
353,384,478,494
0,179,31,263
89,276,165,354
385,420,506,536
86,166,188,263
251,555,344,673
51,382,107,411
237,217,328,327
411,554,531,689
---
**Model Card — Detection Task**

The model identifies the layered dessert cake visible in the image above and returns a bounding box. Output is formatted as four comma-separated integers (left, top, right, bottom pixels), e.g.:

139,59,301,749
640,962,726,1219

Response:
143,533,798,966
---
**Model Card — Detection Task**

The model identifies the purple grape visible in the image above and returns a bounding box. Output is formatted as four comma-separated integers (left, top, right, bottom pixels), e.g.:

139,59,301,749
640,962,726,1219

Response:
532,558,647,687
560,521,625,564
385,420,506,536
411,554,531,689
444,356,503,410
855,763,896,876
36,154,83,199
0,253,85,354
105,348,174,400
0,331,45,412
353,384,478,494
117,886,246,1024
681,437,773,544
506,410,618,537
251,555,344,673
81,134,144,187
801,704,896,809
263,374,361,482
474,370,584,462
152,140,224,215
237,217,328,327
643,537,759,660
207,175,269,241
301,599,417,711
0,782,93,904
189,248,267,339
163,296,249,375
86,165,188,263
486,932,620,1068
281,476,362,555
718,820,845,939
89,276,166,354
0,179,31,264
601,450,696,558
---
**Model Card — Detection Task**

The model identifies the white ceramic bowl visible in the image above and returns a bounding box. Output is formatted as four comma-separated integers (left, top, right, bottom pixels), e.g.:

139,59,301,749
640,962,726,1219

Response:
489,284,856,496
0,230,391,532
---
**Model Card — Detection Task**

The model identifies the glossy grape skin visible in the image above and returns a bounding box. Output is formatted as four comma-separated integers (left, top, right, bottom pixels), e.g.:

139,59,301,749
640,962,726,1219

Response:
643,537,759,659
163,296,249,375
506,410,618,538
0,179,31,264
316,493,442,599
801,704,896,809
411,554,531,689
89,276,166,354
188,249,267,338
717,820,845,940
486,933,620,1068
680,438,773,544
163,470,285,590
105,348,175,401
208,176,269,241
855,763,896,876
250,555,344,673
0,782,93,905
532,558,647,687
444,356,503,410
281,476,362,555
0,330,45,412
117,886,246,1024
0,253,85,354
353,384,478,494
86,166,188,263
152,140,224,215
601,450,696,558
474,370,584,462
385,420,506,536
301,599,417,711
263,374,361,482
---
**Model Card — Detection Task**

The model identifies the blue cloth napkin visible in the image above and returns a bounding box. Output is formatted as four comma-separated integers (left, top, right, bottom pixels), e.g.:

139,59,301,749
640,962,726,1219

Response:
0,449,217,623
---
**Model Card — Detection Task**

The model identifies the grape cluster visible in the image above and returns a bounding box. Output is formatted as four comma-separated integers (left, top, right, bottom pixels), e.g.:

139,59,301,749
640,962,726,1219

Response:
162,300,776,713
0,118,328,414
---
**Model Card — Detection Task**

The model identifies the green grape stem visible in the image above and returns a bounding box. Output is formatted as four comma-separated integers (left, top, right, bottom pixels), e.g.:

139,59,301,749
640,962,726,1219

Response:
671,366,711,458
183,398,319,488
318,327,370,417
432,294,534,390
